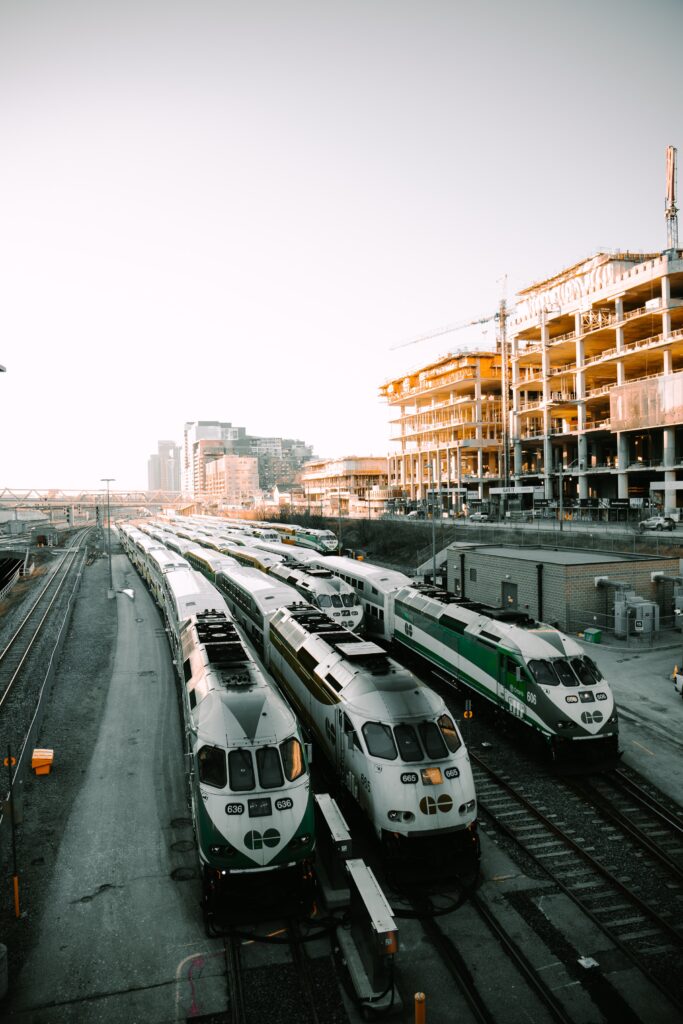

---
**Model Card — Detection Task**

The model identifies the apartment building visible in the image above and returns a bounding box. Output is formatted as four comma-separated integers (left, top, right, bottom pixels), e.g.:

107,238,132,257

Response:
511,250,683,513
379,351,505,510
298,456,390,518
204,454,260,505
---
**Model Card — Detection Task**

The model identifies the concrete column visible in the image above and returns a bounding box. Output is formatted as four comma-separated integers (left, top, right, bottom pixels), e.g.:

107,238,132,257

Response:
617,432,629,499
664,472,676,514
663,426,676,468
662,275,671,339
544,434,554,499
578,434,589,499
663,349,673,375
514,439,523,478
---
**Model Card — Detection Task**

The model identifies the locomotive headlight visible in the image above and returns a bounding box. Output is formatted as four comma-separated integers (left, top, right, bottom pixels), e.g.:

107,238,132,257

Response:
388,810,414,823
421,767,443,786
565,695,579,704
458,799,476,815
287,833,312,848
209,843,235,856
556,719,575,729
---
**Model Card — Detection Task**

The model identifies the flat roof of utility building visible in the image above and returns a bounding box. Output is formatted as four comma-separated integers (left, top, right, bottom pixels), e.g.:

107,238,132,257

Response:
468,546,665,566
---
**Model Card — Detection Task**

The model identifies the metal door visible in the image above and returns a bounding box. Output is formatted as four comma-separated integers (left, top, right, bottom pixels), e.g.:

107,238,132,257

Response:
501,580,518,609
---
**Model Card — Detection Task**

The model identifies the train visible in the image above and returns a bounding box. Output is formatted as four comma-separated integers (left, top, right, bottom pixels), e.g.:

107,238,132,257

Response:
310,554,619,764
117,525,316,909
267,562,363,632
213,561,479,861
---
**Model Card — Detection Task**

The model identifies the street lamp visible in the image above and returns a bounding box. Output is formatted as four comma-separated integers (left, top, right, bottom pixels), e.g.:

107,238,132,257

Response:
101,478,115,594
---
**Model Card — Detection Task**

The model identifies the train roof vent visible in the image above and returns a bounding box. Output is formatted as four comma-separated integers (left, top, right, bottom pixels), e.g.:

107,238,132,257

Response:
335,641,392,674
487,608,537,626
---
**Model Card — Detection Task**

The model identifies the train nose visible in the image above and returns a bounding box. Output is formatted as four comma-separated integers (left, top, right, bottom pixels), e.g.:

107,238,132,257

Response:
242,826,283,866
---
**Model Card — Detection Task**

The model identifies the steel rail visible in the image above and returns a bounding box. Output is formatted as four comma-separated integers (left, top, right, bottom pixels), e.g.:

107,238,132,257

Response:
0,540,85,710
471,753,683,1014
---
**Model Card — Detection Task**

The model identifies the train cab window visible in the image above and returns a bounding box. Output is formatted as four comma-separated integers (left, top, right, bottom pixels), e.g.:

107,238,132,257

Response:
256,747,284,789
582,656,603,683
571,658,595,686
318,595,332,608
331,595,343,607
437,714,462,753
553,659,578,687
362,721,397,760
198,745,227,789
183,658,192,683
280,738,305,781
528,659,560,686
342,594,357,608
228,748,255,791
343,714,362,751
393,724,423,762
420,720,449,758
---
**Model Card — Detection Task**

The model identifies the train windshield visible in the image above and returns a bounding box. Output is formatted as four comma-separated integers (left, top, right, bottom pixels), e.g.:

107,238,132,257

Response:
553,660,579,687
528,660,560,686
280,737,306,781
437,714,462,754
363,720,454,761
228,748,256,791
571,657,597,686
256,747,284,789
362,722,398,760
318,595,332,608
342,594,358,608
330,595,343,608
198,745,227,789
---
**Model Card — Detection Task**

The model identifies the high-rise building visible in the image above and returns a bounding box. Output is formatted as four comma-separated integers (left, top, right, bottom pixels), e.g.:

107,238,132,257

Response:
205,454,260,505
183,420,314,497
147,439,181,492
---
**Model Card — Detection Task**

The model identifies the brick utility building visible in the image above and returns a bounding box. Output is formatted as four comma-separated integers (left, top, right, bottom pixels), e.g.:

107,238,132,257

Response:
446,543,679,634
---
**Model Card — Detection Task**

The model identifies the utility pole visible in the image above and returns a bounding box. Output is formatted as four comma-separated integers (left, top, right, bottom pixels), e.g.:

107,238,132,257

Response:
101,478,115,595
429,461,436,585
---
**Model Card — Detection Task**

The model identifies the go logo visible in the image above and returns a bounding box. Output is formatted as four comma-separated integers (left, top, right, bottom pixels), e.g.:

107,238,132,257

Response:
419,794,453,815
245,829,281,850
580,711,603,725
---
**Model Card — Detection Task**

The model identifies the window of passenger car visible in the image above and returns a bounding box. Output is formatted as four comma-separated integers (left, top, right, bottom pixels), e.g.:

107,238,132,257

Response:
256,746,284,788
228,748,255,791
198,745,227,789
280,737,305,781
362,721,397,760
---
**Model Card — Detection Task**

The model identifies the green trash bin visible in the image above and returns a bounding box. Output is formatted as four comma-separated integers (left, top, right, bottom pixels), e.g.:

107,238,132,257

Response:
584,627,602,643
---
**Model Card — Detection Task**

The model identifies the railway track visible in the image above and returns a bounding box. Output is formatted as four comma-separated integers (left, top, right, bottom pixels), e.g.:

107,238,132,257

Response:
471,752,683,1014
0,533,88,765
220,914,348,1024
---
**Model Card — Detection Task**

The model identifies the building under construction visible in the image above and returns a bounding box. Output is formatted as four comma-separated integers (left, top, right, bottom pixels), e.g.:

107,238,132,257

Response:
382,147,683,517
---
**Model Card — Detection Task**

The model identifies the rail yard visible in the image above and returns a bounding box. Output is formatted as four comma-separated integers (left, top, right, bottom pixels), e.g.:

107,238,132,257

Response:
0,521,682,1023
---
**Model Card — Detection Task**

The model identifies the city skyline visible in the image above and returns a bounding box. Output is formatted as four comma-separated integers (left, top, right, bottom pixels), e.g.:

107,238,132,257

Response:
1,0,681,489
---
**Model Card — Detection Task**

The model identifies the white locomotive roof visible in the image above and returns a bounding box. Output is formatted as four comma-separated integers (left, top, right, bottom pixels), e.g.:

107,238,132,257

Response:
395,586,584,660
196,686,296,747
217,564,305,612
165,568,230,621
312,556,411,592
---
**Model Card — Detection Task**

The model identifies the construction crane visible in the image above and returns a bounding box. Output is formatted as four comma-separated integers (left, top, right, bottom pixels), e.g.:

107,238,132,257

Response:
391,299,513,488
666,144,679,250
389,313,499,351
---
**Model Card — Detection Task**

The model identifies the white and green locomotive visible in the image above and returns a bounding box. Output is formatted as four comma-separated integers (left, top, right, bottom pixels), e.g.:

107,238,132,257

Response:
388,586,619,764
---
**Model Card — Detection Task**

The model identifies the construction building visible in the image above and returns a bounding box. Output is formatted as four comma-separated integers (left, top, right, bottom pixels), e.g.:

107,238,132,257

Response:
298,456,391,518
379,351,505,512
511,249,683,515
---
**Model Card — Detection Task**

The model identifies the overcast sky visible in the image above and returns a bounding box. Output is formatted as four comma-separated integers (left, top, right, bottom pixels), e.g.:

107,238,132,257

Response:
1,0,681,491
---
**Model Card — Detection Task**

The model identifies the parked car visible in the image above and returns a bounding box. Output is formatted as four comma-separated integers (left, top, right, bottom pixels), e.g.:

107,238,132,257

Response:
406,509,426,519
468,512,489,522
639,515,675,532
